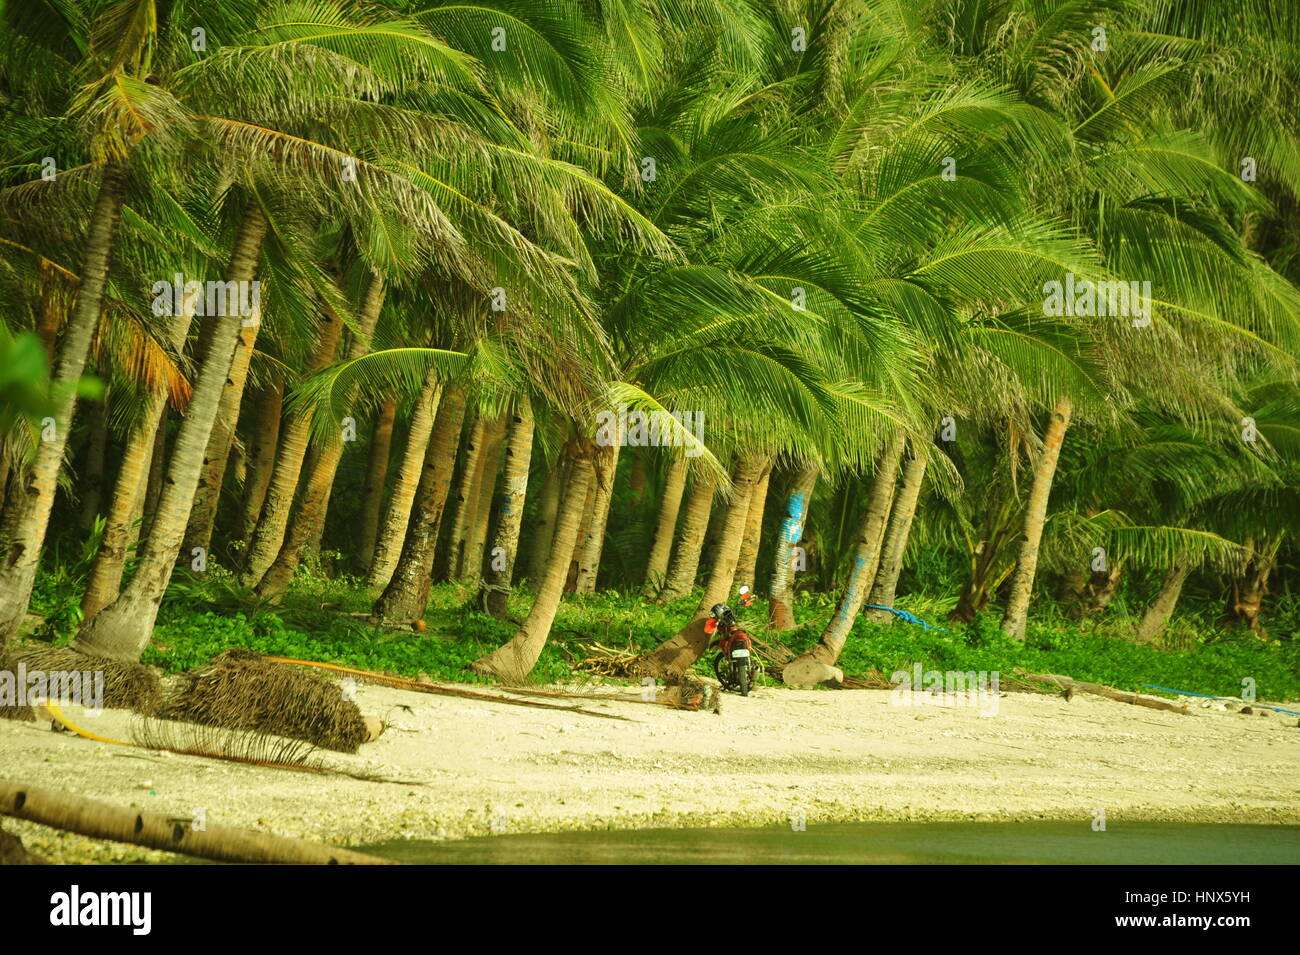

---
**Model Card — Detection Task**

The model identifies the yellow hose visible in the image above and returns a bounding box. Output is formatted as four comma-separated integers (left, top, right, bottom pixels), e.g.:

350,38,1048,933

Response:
39,700,133,746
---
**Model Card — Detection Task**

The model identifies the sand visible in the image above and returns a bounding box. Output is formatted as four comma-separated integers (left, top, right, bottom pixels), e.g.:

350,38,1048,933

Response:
2,678,1297,863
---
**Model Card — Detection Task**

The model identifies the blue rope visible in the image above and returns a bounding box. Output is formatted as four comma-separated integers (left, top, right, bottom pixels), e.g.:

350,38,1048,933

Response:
1140,683,1300,717
864,604,948,633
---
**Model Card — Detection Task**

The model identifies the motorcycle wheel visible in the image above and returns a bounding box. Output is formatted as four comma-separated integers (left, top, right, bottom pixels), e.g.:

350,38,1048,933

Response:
712,654,734,690
735,660,750,696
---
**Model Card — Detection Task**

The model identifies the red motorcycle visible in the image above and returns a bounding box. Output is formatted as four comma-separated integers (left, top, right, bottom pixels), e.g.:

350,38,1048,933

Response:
705,586,763,696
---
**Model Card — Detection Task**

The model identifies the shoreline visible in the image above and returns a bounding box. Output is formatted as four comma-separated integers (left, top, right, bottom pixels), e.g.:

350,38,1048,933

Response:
3,679,1297,863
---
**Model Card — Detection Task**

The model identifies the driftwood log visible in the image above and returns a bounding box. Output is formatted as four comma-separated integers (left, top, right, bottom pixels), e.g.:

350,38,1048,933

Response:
0,780,396,865
1017,671,1189,714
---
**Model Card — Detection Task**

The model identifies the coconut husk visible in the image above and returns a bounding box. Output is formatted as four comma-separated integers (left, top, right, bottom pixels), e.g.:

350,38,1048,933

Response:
158,649,367,753
6,645,161,715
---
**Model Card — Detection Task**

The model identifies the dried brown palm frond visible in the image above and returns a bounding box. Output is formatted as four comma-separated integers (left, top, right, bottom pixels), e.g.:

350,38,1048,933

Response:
0,650,36,722
158,649,367,753
10,645,161,714
130,716,329,772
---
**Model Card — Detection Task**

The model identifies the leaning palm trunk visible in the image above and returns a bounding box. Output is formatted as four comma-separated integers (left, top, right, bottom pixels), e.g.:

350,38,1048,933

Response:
82,401,160,620
470,443,596,682
1135,561,1190,644
1001,396,1073,641
481,399,535,617
365,374,440,590
656,473,716,602
524,464,561,585
82,306,193,620
354,398,397,575
784,434,905,680
236,379,284,543
184,302,262,555
768,461,818,631
371,384,469,623
73,203,269,661
0,159,128,644
253,274,386,599
634,458,763,681
641,456,687,596
733,458,772,590
573,439,621,594
443,410,489,581
866,447,928,620
461,415,507,584
239,310,344,583
77,388,109,529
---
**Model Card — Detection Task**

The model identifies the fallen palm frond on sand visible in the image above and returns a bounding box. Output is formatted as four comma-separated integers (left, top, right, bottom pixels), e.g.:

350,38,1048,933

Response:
570,641,641,677
39,701,421,785
160,648,370,752
2,645,161,718
260,655,638,721
0,779,396,865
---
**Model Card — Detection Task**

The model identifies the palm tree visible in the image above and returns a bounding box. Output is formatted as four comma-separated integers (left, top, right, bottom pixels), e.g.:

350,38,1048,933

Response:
71,1,488,659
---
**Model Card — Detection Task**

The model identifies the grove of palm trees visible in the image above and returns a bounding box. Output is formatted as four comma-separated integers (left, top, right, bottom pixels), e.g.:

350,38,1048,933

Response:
1,0,1297,872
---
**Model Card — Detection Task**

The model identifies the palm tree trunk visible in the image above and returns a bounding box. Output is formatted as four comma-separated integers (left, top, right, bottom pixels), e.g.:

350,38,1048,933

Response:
573,439,621,594
768,461,818,631
184,299,262,556
470,442,595,682
236,378,283,544
733,458,772,590
461,414,507,585
82,307,192,621
354,398,397,575
1001,396,1073,640
656,472,716,603
73,201,269,661
77,386,109,530
482,398,534,617
566,475,598,592
140,406,169,539
634,458,763,681
238,309,344,583
785,434,905,677
0,159,128,644
372,383,468,623
254,273,386,599
524,463,561,585
641,456,687,596
81,399,159,620
365,374,440,590
628,451,646,499
443,409,488,581
1135,561,1190,644
866,447,928,620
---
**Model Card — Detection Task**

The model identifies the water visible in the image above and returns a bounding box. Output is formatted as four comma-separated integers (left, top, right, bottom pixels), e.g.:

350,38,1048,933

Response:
364,822,1300,865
